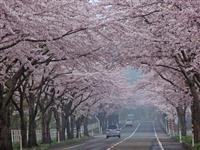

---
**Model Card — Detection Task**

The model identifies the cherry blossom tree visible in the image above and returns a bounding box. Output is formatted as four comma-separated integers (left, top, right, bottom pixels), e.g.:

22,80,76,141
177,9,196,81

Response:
1,0,200,149
95,0,200,142
132,72,190,136
0,0,114,148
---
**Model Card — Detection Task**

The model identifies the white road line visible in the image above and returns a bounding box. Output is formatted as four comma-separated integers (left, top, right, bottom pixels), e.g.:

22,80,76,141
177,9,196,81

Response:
62,143,85,150
153,123,165,150
106,123,141,150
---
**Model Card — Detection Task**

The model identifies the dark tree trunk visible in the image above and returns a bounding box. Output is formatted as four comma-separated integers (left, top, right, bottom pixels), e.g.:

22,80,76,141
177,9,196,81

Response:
62,102,73,139
0,84,13,150
41,110,52,144
70,115,75,139
66,117,71,139
61,101,73,140
76,119,81,138
83,117,89,137
53,108,62,142
0,66,25,150
175,52,200,143
15,79,29,148
20,113,28,148
189,84,200,143
28,115,37,147
176,106,187,136
27,92,39,147
102,119,108,133
0,110,13,150
60,114,66,141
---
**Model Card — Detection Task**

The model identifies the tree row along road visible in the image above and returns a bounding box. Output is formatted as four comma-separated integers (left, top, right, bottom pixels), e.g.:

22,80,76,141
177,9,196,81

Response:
51,121,185,150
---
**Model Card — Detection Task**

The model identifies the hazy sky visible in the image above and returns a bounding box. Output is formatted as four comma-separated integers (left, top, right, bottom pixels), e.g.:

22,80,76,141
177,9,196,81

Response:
125,68,142,84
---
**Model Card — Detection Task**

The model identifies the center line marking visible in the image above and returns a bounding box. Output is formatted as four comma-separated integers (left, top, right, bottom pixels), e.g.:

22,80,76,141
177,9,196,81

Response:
106,123,141,150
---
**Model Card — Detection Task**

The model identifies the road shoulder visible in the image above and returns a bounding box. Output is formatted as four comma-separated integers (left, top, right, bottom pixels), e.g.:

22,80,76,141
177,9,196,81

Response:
48,137,93,150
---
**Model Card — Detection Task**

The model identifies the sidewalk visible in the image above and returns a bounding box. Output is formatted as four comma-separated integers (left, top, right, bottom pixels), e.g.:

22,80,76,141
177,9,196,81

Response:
160,138,186,150
155,122,186,150
157,130,186,149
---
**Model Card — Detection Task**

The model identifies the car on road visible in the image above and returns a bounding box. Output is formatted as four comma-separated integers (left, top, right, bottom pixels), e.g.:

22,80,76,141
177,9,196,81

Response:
106,125,121,138
125,119,133,127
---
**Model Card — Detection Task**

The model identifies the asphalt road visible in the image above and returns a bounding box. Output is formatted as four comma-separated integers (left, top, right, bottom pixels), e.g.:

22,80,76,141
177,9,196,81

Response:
55,121,185,150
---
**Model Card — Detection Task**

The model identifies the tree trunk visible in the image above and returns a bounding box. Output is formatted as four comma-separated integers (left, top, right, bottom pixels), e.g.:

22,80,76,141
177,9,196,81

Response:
0,111,13,150
20,113,28,148
83,117,89,137
192,104,200,143
98,112,107,133
53,109,62,142
190,84,200,143
66,117,72,139
176,106,187,136
0,84,13,150
28,112,37,147
60,114,66,141
176,53,200,143
70,116,75,139
41,110,52,144
0,66,25,150
102,119,108,133
76,119,81,138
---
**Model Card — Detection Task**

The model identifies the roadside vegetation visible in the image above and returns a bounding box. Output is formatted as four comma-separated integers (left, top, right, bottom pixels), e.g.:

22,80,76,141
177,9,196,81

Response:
13,136,91,150
174,136,200,150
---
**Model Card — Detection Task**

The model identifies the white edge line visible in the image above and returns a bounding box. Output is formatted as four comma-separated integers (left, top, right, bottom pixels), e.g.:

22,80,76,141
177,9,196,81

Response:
62,143,85,150
153,122,165,150
106,123,141,150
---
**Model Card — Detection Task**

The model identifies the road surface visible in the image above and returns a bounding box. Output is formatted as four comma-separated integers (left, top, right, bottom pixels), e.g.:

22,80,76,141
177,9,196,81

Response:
50,121,185,150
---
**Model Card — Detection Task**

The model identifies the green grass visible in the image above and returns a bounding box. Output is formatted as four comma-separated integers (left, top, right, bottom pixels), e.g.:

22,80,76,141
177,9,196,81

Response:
182,136,192,145
173,135,191,144
13,142,20,150
193,144,200,150
13,136,90,150
173,135,200,150
47,136,91,150
13,143,49,150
